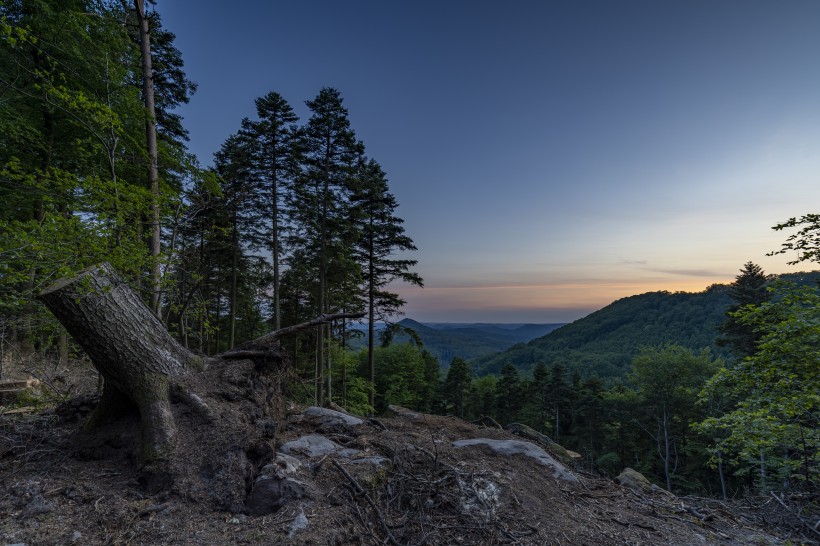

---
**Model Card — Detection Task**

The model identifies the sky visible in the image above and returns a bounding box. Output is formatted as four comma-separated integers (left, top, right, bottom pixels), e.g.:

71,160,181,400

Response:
160,1,820,323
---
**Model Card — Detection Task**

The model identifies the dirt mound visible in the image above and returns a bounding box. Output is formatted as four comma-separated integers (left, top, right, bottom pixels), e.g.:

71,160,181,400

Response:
2,394,806,545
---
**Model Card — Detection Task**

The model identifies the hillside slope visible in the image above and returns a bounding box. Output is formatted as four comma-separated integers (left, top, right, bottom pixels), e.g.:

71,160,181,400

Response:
473,271,820,380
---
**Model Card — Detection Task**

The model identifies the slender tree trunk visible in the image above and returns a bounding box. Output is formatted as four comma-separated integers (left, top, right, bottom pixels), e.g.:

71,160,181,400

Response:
134,0,161,318
717,448,728,500
271,165,281,331
229,221,238,349
316,158,330,406
214,288,222,355
662,406,673,492
368,237,376,409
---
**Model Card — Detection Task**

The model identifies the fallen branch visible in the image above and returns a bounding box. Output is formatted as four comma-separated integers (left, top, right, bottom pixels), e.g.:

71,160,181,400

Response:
244,312,365,347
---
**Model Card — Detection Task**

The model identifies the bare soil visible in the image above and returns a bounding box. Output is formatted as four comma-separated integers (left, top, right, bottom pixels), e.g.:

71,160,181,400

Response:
0,356,815,546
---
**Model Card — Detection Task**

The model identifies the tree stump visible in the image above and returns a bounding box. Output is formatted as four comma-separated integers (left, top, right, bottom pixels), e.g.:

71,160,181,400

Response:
37,262,365,506
38,263,207,461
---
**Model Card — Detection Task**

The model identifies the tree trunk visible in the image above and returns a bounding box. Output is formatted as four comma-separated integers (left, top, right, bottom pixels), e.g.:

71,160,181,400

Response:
38,263,205,461
37,263,363,467
662,406,673,492
717,448,728,501
134,0,162,318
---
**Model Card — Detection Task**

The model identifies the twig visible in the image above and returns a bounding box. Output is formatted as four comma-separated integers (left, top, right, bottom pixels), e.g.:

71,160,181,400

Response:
331,459,400,546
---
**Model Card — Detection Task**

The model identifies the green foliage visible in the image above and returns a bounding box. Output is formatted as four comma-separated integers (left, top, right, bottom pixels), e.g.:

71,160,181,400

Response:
0,0,194,351
328,344,372,415
717,262,771,357
440,357,471,418
465,374,497,420
697,281,820,490
629,344,721,492
363,343,438,413
473,274,820,382
770,214,820,265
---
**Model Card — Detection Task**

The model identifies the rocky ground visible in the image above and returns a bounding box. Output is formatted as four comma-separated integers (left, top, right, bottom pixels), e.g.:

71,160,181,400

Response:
0,357,816,545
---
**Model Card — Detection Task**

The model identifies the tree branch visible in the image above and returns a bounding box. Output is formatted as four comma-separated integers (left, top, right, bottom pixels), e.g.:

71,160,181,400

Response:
220,312,365,357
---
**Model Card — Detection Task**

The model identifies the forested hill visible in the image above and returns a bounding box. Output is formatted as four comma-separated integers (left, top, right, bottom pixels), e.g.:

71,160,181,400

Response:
391,319,563,364
472,271,820,380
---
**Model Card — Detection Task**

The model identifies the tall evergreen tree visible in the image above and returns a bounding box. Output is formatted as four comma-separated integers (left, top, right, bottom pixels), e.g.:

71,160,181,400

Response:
293,87,363,404
496,363,522,425
351,158,423,407
441,357,471,418
242,91,299,331
548,363,572,440
718,262,770,357
213,132,266,349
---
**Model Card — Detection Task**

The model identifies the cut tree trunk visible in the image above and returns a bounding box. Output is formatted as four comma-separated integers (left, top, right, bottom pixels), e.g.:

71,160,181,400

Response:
38,263,206,461
38,262,363,468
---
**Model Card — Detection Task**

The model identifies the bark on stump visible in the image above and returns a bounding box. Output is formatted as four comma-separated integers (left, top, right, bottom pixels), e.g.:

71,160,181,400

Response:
38,263,206,461
38,262,364,477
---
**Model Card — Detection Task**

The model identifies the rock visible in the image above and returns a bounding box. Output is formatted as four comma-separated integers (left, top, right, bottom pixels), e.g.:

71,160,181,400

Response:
503,423,575,464
288,507,309,538
384,405,422,421
245,476,308,516
279,434,361,459
615,467,673,496
280,435,342,457
304,406,363,428
345,455,389,466
452,438,578,483
615,467,651,490
261,453,302,479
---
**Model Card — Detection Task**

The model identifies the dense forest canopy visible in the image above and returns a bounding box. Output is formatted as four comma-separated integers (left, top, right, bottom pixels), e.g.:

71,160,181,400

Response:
0,0,817,500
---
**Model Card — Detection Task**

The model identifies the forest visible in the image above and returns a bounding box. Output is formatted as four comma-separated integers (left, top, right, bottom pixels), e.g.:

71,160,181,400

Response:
1,0,817,509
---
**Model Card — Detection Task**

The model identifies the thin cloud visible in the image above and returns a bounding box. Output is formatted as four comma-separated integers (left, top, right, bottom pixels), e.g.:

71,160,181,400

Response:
649,268,728,277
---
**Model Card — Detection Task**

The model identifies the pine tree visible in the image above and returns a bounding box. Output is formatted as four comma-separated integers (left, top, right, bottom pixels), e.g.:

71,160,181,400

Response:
441,357,472,418
293,87,363,404
242,91,299,331
496,364,522,425
718,262,770,357
213,132,267,349
351,158,423,407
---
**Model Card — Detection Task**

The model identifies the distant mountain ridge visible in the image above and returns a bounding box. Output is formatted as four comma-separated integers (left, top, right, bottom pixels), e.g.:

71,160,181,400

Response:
471,271,820,381
388,319,564,365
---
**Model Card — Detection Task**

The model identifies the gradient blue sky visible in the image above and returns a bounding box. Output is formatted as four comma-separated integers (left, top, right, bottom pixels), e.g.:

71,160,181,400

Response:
161,1,820,322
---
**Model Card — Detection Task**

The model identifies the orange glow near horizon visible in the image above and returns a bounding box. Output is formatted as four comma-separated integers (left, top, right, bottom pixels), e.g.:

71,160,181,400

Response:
393,276,736,322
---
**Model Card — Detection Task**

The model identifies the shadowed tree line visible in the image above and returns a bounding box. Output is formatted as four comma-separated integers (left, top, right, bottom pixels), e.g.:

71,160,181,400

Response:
0,0,422,409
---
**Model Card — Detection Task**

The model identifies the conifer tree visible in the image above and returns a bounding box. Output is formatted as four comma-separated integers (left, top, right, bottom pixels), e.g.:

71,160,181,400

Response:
242,91,299,330
441,357,471,418
293,87,363,404
496,363,522,425
213,132,266,349
351,158,423,406
718,262,770,357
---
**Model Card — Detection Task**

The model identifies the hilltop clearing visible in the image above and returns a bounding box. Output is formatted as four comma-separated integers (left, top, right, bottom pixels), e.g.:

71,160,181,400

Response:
0,391,807,545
